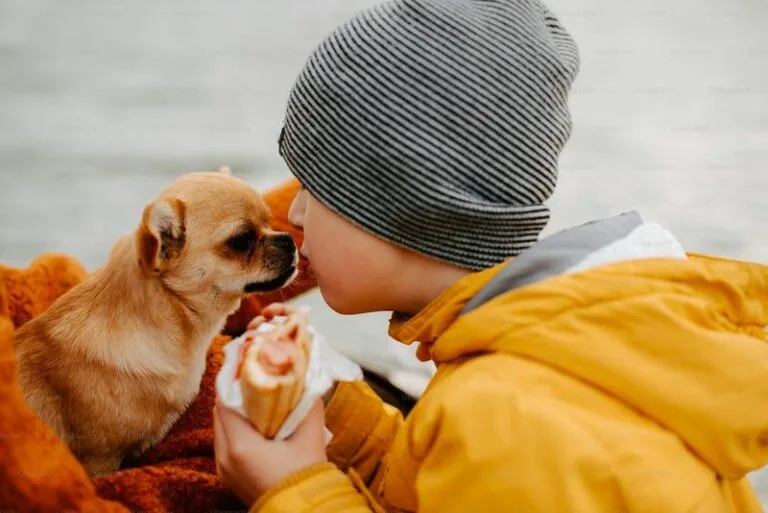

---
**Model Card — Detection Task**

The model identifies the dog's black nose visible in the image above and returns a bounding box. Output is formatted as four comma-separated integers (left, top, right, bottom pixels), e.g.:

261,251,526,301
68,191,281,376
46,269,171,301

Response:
272,233,296,253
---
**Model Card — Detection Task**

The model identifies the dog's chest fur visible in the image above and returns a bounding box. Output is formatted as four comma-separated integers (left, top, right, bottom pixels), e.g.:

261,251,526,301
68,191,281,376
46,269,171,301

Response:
174,320,224,408
123,318,226,459
131,317,225,414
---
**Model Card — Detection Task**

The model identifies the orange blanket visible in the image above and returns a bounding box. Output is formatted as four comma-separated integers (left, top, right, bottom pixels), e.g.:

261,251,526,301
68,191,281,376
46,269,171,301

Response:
0,179,317,512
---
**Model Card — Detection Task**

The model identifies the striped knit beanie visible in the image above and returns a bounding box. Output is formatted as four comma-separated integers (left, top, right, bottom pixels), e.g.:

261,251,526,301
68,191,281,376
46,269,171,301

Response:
279,0,580,270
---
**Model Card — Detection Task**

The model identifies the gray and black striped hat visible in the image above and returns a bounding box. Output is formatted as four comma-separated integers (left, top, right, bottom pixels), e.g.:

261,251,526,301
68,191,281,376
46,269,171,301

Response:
279,0,580,270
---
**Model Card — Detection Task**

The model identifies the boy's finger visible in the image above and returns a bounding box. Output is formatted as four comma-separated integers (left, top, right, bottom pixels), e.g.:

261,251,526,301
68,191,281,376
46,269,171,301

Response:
261,305,280,318
262,303,294,319
213,403,227,459
215,401,245,439
247,315,266,330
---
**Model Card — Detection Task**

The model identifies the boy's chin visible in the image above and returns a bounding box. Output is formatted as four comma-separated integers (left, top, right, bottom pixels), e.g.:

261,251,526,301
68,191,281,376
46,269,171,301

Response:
320,287,370,316
323,295,359,315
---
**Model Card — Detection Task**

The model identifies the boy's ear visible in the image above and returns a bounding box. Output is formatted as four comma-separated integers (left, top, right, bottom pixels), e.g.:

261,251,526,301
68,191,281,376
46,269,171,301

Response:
137,198,187,273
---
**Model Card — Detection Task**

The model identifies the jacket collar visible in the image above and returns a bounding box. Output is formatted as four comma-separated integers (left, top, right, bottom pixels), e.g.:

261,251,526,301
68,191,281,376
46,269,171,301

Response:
388,211,690,361
388,263,505,361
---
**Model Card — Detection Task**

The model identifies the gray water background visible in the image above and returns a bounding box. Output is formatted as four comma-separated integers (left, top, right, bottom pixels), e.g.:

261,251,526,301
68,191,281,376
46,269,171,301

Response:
1,0,767,504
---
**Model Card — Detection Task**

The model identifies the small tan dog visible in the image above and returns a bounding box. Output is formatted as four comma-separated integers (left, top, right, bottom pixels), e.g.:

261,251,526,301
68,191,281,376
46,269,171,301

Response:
13,167,298,476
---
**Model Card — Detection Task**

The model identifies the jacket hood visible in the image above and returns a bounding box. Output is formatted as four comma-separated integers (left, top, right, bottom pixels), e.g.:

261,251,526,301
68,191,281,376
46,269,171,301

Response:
390,212,768,478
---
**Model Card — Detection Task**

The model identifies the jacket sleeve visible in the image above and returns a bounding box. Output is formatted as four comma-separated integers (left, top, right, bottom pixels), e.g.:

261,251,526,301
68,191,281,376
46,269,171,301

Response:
324,380,404,484
249,463,384,513
250,380,402,513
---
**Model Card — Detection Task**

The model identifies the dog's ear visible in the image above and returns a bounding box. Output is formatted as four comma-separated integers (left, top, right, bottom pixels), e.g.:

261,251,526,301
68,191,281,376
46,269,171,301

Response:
216,166,232,175
137,198,187,273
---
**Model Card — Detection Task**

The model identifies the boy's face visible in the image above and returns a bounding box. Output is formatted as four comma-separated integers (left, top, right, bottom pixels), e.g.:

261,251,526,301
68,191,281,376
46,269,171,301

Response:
288,188,405,314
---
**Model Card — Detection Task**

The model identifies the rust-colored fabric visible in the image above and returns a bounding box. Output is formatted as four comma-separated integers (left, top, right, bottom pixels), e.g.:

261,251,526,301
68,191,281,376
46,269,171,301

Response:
0,253,88,328
0,177,318,512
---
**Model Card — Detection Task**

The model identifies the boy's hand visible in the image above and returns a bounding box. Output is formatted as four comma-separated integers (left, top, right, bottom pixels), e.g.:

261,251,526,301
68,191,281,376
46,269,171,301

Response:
213,399,327,507
247,303,296,331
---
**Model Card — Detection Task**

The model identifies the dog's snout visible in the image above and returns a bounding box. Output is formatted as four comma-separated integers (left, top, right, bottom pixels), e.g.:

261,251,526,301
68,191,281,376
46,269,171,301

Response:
271,233,296,254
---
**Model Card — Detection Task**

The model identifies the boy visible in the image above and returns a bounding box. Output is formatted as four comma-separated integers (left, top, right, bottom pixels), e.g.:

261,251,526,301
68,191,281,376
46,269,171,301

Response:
214,0,768,511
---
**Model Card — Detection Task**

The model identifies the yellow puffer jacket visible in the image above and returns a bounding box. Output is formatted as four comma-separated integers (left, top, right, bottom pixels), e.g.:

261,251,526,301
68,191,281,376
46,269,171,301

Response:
253,218,768,512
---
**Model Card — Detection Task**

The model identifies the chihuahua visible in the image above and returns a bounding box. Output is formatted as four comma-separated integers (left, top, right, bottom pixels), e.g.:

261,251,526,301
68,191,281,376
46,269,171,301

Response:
13,167,298,476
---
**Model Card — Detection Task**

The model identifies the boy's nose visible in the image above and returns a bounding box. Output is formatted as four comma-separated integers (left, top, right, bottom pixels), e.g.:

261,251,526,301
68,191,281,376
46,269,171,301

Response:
288,189,307,229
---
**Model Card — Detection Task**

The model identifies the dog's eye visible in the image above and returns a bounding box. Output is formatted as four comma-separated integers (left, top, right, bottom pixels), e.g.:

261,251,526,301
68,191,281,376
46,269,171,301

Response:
227,229,256,254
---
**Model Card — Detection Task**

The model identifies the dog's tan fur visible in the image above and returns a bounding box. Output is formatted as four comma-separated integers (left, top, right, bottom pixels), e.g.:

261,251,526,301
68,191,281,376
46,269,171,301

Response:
13,168,298,477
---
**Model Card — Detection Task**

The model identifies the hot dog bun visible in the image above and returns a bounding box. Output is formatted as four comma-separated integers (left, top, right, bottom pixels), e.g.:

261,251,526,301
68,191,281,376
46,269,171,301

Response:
238,312,311,438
